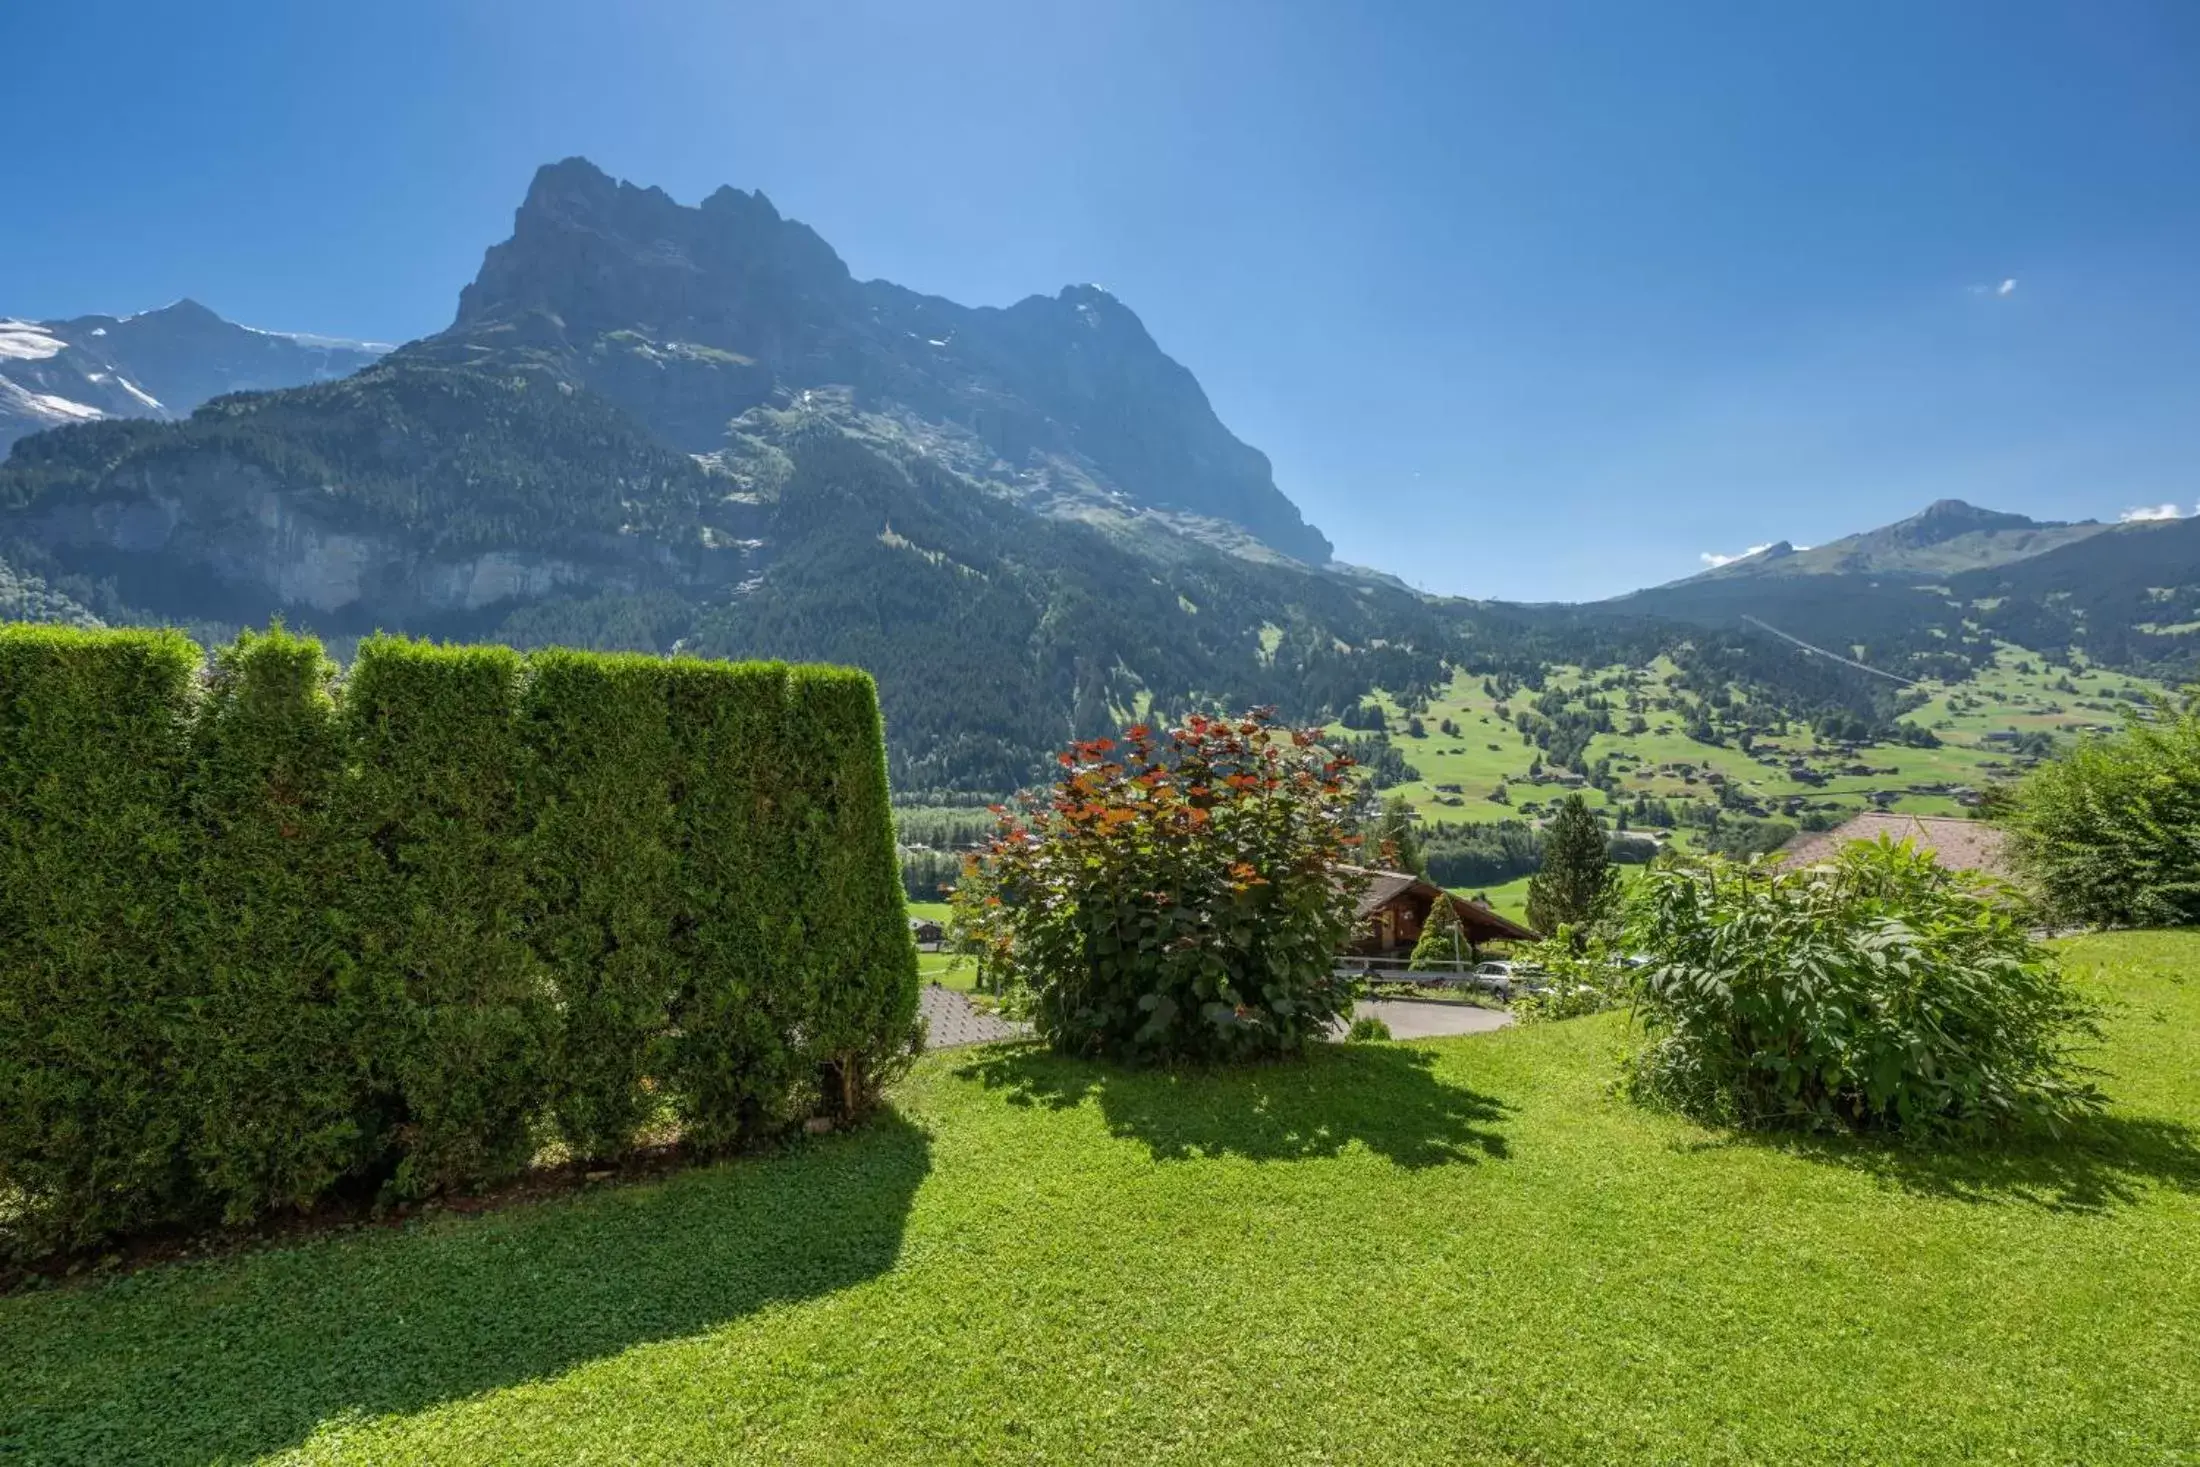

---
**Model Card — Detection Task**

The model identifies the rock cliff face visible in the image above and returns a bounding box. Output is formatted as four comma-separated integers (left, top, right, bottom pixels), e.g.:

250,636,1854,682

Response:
425,158,1332,564
0,300,385,454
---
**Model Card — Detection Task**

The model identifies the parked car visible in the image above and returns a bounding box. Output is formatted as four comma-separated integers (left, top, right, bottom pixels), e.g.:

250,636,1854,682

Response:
1466,960,1548,1003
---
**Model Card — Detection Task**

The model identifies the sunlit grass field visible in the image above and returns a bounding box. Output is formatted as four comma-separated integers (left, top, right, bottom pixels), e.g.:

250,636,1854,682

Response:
4,933,2193,1464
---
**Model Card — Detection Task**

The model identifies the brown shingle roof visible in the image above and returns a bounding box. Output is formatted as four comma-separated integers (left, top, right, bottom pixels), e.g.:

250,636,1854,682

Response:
1778,813,2011,877
1341,865,1541,942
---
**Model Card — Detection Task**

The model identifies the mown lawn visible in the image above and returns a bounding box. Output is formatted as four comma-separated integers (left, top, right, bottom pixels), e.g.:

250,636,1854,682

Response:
4,934,2196,1464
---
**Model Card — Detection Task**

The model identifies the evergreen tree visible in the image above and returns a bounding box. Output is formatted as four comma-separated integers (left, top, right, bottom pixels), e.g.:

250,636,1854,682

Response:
1374,793,1427,874
1408,890,1467,971
1527,793,1617,940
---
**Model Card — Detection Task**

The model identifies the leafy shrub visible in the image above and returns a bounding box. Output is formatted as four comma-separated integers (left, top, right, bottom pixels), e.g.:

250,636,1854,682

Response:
955,711,1359,1064
1508,927,1625,1025
1346,1015,1393,1042
1998,691,2200,928
1622,840,2103,1139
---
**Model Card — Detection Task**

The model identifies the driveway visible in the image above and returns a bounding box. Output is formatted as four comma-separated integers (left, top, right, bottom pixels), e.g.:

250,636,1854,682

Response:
1346,998,1514,1039
920,985,1513,1051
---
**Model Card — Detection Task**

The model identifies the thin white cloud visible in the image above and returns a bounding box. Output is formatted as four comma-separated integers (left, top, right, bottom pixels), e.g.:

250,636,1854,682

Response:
1996,278,2018,296
2120,503,2192,523
1966,278,2020,299
1701,543,1774,568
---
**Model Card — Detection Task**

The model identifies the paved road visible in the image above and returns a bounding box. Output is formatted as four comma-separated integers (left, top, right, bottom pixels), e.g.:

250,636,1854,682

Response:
1346,998,1514,1039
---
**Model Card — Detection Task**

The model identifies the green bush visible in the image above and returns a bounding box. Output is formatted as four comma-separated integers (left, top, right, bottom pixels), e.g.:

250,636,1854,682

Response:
784,667,922,1117
664,659,807,1151
1345,1014,1393,1042
519,649,680,1162
346,636,551,1197
0,624,919,1257
0,625,200,1254
185,626,376,1222
1407,891,1468,972
1998,691,2200,928
1508,926,1625,1025
1622,840,2102,1139
955,712,1359,1065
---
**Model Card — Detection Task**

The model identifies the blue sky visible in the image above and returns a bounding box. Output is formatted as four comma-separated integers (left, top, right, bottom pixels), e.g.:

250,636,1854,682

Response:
4,0,2196,600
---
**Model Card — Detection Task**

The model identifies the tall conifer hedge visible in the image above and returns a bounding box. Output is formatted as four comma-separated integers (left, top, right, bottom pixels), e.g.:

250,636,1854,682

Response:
0,624,918,1259
0,626,200,1251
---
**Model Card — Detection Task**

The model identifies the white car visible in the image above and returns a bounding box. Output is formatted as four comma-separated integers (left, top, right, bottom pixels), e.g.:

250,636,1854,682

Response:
1466,960,1548,1003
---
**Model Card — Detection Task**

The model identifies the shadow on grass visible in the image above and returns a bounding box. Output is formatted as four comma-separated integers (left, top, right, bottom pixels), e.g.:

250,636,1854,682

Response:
952,1041,1511,1168
0,1114,930,1466
1691,1111,2200,1214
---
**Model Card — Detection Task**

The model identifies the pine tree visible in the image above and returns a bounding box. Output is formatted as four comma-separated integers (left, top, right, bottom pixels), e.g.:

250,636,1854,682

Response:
1408,890,1467,971
1374,794,1426,875
1527,793,1616,940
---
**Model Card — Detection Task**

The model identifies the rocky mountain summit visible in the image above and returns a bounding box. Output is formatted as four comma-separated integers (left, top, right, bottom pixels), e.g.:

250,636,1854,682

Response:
417,158,1331,563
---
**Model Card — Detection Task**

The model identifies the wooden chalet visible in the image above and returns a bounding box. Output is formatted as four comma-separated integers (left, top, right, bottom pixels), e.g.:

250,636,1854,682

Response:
1342,866,1538,959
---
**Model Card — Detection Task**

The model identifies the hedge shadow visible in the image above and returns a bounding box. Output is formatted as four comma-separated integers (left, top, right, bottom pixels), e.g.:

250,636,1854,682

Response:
953,1042,1511,1169
0,1118,931,1466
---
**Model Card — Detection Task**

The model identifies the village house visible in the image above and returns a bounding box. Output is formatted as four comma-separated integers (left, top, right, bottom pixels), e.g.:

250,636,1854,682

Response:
1777,812,2013,879
1341,866,1538,961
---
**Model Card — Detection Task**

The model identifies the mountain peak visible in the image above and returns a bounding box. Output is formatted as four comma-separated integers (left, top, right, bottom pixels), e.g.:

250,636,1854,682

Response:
437,160,1331,563
1897,499,2047,547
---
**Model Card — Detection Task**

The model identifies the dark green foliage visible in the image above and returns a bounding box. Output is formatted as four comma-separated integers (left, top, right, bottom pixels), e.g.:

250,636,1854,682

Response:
785,668,923,1115
1623,841,2103,1138
665,660,806,1150
1999,691,2200,927
0,625,200,1255
1373,794,1426,875
0,623,918,1257
519,650,680,1161
1526,794,1617,939
0,361,717,553
1421,820,1543,887
346,637,550,1196
185,626,376,1222
1407,892,1467,971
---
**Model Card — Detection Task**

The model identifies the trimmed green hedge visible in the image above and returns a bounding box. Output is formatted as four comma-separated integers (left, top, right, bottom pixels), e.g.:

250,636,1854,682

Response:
0,626,200,1249
0,624,919,1258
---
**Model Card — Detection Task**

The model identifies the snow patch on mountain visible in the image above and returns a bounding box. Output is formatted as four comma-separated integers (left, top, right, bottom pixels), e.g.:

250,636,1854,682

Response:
0,321,66,361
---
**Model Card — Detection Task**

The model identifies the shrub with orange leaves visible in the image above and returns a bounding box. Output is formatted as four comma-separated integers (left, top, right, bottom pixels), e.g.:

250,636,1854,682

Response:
950,710,1361,1063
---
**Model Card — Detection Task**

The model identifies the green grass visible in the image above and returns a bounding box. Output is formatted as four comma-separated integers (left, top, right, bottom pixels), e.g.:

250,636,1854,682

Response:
1353,652,2170,839
5,933,2196,1464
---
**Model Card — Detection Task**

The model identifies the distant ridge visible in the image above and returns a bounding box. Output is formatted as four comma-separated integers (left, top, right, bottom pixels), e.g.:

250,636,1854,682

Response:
1673,499,2108,584
0,299,386,454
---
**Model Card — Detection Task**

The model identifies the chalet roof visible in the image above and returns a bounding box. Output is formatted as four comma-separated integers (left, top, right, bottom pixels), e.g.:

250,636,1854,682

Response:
1777,813,2012,878
1341,865,1540,943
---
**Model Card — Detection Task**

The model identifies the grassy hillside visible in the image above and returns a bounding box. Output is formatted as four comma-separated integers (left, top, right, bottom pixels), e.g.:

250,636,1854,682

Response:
5,931,2192,1464
1329,646,2165,909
